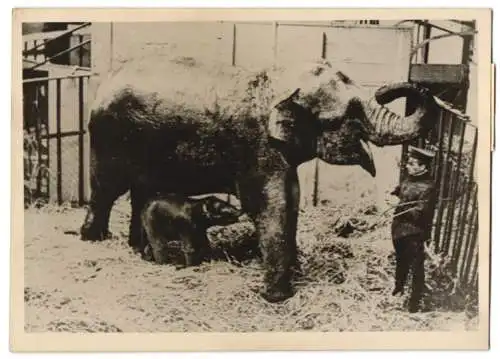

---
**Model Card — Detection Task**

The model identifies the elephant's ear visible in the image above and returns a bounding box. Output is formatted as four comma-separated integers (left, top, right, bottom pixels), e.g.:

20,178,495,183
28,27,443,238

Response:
268,88,301,142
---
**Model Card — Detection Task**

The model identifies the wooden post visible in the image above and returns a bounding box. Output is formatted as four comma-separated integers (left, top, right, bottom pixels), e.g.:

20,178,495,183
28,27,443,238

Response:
89,22,113,99
321,32,327,59
458,21,474,114
422,20,431,64
272,21,278,65
56,79,62,205
309,33,329,207
312,159,320,207
231,23,236,66
110,22,114,71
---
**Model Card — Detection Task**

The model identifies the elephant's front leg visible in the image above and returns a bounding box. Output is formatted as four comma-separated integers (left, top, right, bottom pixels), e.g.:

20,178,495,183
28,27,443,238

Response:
256,169,300,303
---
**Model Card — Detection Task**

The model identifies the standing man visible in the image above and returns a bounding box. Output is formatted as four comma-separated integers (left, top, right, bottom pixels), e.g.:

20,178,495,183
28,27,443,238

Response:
390,145,437,313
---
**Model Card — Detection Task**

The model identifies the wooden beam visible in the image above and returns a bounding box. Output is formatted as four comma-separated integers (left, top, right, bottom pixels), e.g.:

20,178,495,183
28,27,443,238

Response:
409,64,468,85
422,21,432,64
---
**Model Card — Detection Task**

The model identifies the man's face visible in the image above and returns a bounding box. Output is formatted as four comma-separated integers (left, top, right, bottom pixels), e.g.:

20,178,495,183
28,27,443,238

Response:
406,156,427,176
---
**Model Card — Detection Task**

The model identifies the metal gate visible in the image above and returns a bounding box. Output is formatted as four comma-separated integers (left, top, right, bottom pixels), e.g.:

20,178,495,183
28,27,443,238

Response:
402,96,478,293
23,23,92,207
23,73,91,207
398,20,478,295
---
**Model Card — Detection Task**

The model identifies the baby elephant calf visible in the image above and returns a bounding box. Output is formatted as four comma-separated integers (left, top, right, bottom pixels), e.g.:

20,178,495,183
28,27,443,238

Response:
141,194,242,267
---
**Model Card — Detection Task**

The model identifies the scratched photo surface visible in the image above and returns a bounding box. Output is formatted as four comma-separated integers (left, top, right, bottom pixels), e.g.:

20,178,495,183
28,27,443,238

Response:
22,19,481,334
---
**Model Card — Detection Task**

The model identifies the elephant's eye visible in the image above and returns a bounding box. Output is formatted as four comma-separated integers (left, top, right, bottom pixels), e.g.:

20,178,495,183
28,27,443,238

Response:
279,119,295,128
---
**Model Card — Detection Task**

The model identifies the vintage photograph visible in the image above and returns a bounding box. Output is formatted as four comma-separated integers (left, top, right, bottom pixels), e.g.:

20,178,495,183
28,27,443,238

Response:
11,9,492,351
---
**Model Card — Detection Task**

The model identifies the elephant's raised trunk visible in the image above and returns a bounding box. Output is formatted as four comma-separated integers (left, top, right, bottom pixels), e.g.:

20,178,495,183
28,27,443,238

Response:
363,83,436,146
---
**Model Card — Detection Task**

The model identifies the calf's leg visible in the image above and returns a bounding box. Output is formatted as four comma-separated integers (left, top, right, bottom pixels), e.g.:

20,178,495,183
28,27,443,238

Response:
179,227,206,267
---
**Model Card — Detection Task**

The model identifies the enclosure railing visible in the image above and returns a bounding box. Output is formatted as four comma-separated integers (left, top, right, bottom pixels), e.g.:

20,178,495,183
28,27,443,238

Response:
23,23,91,69
402,96,478,292
23,73,91,207
23,24,93,206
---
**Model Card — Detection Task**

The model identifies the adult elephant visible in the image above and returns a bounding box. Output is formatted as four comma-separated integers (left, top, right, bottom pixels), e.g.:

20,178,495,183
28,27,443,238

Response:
80,55,436,303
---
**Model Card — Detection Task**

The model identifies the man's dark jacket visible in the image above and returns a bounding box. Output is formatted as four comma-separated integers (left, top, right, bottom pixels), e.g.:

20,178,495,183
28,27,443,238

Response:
391,172,437,240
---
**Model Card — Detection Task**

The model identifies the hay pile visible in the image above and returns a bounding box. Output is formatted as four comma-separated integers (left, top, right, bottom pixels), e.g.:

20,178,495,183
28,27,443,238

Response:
206,214,259,264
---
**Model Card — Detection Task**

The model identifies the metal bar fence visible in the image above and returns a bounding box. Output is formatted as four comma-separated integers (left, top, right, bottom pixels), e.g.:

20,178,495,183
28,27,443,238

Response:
56,78,62,205
409,100,478,291
23,80,49,206
78,39,86,206
22,74,91,206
